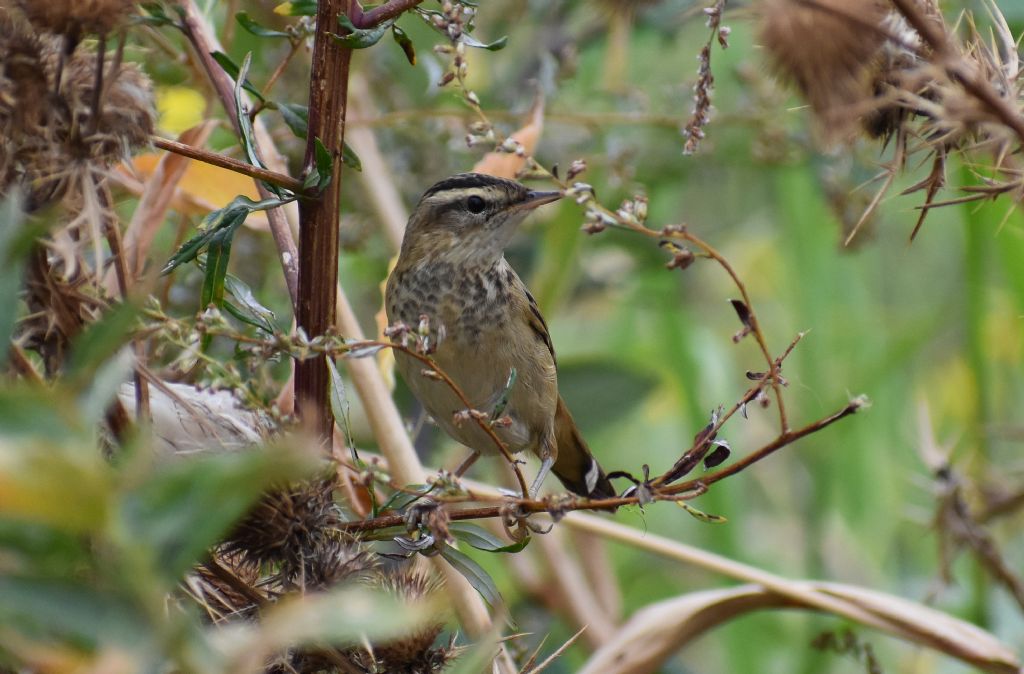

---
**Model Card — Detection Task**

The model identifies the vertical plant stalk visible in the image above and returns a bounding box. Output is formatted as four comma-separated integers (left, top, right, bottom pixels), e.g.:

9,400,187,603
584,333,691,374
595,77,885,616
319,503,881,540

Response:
295,0,352,439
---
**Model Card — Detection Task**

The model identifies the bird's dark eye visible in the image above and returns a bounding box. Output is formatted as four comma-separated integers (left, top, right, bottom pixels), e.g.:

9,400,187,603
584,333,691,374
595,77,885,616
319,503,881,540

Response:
466,195,485,214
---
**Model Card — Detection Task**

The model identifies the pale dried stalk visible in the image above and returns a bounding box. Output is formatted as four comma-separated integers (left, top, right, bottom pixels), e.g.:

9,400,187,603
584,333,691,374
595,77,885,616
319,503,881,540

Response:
566,513,1020,674
347,72,408,250
535,530,616,648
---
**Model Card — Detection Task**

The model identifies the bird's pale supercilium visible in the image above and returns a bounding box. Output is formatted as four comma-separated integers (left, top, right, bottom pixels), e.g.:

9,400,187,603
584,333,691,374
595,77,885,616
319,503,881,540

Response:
385,173,615,499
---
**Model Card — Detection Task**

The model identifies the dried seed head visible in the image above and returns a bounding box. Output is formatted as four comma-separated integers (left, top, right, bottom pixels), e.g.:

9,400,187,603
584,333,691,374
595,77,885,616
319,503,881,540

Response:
62,52,155,165
301,536,378,590
16,0,140,37
371,570,450,671
758,0,890,143
221,480,339,571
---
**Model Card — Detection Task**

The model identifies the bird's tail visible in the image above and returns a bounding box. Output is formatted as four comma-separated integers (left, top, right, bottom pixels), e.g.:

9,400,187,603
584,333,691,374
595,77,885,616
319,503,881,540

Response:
551,396,617,499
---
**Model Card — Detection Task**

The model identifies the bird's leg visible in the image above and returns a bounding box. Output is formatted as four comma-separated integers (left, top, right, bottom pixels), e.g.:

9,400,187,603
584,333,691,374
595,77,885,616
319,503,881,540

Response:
528,456,554,499
453,451,481,477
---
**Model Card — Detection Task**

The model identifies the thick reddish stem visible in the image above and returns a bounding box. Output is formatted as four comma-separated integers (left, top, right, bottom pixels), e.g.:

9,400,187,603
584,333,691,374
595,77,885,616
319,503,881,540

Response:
295,0,353,439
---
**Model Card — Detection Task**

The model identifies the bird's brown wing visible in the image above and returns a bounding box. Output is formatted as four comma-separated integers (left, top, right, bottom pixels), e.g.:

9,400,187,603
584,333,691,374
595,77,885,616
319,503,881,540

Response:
520,286,615,499
523,288,555,366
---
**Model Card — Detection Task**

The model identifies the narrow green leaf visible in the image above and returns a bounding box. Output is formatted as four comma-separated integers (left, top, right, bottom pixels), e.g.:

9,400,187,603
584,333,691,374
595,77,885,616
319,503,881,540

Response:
341,140,362,172
676,501,728,523
313,136,334,190
236,10,291,38
438,543,503,607
391,24,416,65
334,15,393,49
162,196,283,275
211,50,265,103
326,357,353,447
450,522,529,553
379,484,432,513
461,33,508,51
0,191,30,363
223,274,277,333
276,102,309,138
232,52,266,173
201,230,233,309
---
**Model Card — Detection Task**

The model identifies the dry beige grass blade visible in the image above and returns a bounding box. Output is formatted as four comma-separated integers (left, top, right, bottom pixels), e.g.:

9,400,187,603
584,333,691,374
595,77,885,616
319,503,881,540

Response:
580,582,1020,674
567,513,1021,674
347,73,409,251
535,529,616,648
578,585,791,674
112,120,216,290
570,528,622,620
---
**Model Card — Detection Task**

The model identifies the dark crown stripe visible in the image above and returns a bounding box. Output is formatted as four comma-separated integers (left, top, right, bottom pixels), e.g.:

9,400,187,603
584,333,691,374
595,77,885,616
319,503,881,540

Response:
422,172,512,198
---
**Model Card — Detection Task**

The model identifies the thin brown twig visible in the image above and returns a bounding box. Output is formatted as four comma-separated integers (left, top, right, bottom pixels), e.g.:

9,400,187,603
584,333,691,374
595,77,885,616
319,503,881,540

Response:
351,0,425,28
151,136,306,194
334,397,863,533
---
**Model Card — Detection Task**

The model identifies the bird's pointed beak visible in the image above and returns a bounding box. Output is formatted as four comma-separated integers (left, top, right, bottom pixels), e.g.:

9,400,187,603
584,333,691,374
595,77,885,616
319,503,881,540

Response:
514,189,563,212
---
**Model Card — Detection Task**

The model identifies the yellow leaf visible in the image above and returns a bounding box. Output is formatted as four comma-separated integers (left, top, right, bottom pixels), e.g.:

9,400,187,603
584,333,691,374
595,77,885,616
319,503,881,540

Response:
156,86,206,136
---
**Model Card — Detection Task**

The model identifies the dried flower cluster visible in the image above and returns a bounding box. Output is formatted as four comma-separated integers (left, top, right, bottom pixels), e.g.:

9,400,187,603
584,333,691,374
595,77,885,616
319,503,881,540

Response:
15,0,139,38
758,0,1024,240
203,480,453,674
0,4,154,210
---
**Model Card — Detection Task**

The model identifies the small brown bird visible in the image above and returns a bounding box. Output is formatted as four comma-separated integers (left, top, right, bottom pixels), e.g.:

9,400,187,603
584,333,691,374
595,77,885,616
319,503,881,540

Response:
385,173,615,499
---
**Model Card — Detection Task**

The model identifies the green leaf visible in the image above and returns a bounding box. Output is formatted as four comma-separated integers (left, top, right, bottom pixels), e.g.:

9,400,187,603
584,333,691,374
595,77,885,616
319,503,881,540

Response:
232,52,272,190
136,2,179,27
66,302,138,381
0,191,32,364
676,501,728,523
450,522,529,553
326,358,353,444
461,33,508,51
391,24,416,65
379,484,432,513
0,433,112,533
273,0,317,16
211,51,265,103
120,447,317,580
235,10,291,38
0,577,149,648
313,136,333,188
200,227,233,309
276,102,309,138
438,543,503,608
341,140,362,171
162,196,283,275
223,274,277,334
333,14,394,49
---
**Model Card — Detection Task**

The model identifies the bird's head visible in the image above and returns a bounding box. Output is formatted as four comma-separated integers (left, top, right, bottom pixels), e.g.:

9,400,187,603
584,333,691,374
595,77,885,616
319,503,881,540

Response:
400,173,562,267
